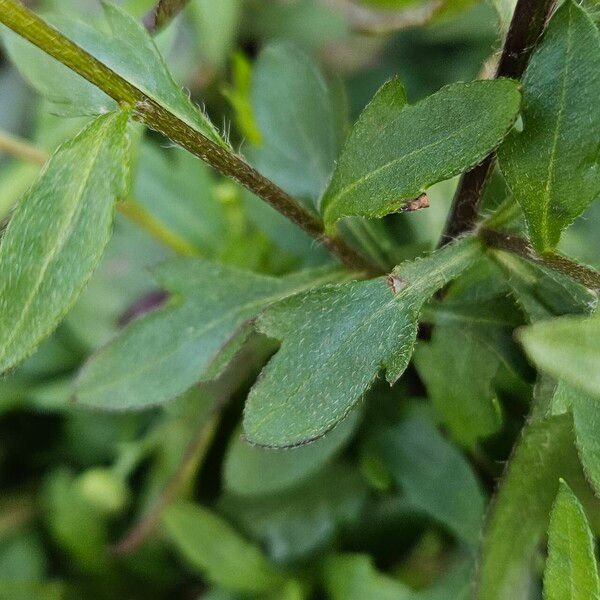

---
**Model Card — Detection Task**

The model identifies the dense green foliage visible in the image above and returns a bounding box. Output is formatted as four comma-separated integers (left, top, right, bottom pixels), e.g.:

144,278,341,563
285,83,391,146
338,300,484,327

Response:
0,0,599,598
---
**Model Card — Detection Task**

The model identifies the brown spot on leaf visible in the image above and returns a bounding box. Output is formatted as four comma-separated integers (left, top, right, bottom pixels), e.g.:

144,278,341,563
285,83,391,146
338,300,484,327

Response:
386,274,407,294
400,193,430,212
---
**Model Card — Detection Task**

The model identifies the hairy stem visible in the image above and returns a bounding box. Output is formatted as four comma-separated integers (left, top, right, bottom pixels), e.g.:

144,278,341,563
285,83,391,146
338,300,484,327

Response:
481,228,600,291
143,0,191,33
438,0,556,246
0,0,378,275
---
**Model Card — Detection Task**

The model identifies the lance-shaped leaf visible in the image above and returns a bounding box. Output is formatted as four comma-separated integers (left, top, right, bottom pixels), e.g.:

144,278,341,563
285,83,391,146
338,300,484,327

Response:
321,78,520,228
163,502,286,594
2,2,225,146
76,264,342,410
519,313,600,399
224,408,360,497
243,237,482,448
490,250,598,322
0,110,129,374
371,409,485,545
250,43,340,207
497,1,600,252
543,481,600,600
478,414,598,600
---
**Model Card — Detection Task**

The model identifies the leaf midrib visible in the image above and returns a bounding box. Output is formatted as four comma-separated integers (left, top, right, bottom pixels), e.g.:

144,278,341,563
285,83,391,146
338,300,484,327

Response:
0,116,115,366
325,117,492,216
539,5,575,249
79,271,340,399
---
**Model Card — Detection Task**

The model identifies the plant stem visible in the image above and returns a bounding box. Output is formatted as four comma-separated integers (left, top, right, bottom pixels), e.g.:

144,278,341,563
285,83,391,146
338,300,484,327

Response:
481,228,600,291
112,411,219,555
438,0,556,246
143,0,191,33
0,0,378,276
0,130,48,166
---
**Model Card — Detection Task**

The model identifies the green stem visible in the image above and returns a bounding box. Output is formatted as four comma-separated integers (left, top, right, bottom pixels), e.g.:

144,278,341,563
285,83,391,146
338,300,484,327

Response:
0,0,378,275
480,228,600,291
0,130,48,166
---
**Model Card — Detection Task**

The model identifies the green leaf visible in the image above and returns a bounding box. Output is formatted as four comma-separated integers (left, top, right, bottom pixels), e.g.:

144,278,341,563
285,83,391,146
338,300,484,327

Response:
243,237,482,447
321,79,520,227
371,408,485,545
163,502,285,593
250,43,340,207
519,313,600,399
223,409,360,497
497,1,600,252
478,414,596,600
0,110,129,374
220,465,368,564
75,264,342,410
188,0,241,70
543,481,600,600
2,2,225,146
414,326,503,448
491,0,516,32
134,143,226,256
571,388,600,496
490,250,598,322
323,554,413,600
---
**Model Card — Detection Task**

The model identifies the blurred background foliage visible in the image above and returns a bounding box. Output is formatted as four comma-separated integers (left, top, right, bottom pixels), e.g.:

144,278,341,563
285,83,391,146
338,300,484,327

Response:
0,0,599,598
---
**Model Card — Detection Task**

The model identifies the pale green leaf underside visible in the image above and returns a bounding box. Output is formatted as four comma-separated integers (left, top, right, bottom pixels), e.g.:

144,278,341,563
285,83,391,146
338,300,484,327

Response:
373,410,485,545
2,2,225,146
250,43,340,206
224,408,360,497
323,554,413,600
543,481,600,600
321,78,521,227
490,250,598,321
414,324,502,449
498,1,600,252
243,237,482,448
519,314,600,400
163,502,285,594
0,110,129,373
75,263,343,410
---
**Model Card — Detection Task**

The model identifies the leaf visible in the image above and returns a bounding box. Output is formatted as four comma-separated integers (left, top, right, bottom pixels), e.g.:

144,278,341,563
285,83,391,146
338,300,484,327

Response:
490,250,598,322
188,0,242,70
414,326,503,448
478,413,597,600
133,143,226,256
243,237,482,447
0,110,129,374
497,1,600,252
519,313,600,399
223,408,360,497
75,264,342,410
571,388,600,496
321,79,520,228
543,481,600,600
371,408,485,545
323,554,413,600
249,43,340,207
491,0,516,32
219,465,368,564
2,2,225,146
163,502,286,593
